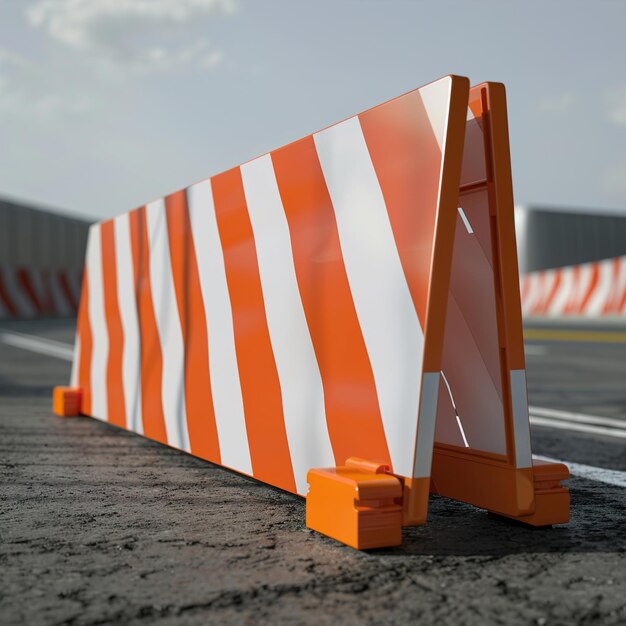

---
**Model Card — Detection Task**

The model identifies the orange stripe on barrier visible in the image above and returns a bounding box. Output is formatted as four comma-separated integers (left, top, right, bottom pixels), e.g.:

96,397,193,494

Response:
130,207,168,444
211,168,296,491
76,268,92,414
359,90,441,328
165,190,222,464
540,270,561,315
271,137,392,468
617,257,626,313
100,220,127,428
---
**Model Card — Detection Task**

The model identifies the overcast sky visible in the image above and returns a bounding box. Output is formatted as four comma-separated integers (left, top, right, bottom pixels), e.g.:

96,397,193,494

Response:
1,0,625,221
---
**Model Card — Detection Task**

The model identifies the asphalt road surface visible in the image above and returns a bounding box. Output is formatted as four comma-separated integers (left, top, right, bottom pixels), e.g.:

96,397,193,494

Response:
1,318,625,625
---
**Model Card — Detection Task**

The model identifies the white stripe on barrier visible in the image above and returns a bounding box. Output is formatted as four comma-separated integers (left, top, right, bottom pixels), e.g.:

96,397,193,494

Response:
86,225,108,421
241,155,334,494
521,273,540,316
146,200,190,452
539,270,558,315
586,261,613,316
547,267,570,317
70,333,80,386
1,268,36,317
510,369,532,468
418,77,450,152
575,264,594,314
114,214,143,435
315,116,425,477
188,180,253,475
50,272,72,315
412,372,440,478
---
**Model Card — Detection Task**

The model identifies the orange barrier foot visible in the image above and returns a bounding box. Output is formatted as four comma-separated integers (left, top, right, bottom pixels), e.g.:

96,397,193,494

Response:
52,386,83,417
306,458,403,550
489,459,570,527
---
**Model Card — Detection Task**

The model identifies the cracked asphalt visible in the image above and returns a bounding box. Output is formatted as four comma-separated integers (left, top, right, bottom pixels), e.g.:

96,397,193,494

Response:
1,318,625,625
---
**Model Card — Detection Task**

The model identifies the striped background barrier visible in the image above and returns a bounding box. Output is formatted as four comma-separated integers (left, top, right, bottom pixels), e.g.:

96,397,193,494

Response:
56,76,569,548
521,255,626,318
0,267,81,319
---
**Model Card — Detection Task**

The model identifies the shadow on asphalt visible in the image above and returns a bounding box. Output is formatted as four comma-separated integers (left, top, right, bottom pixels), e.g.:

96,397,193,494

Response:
375,488,625,557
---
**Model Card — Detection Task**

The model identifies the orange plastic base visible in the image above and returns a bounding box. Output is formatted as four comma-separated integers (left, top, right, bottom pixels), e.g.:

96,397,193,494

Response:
52,386,83,417
491,459,570,526
306,458,403,550
430,447,569,526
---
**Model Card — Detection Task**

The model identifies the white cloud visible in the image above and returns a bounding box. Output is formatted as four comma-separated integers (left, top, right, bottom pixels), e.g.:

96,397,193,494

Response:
0,45,93,121
607,86,626,127
538,93,573,113
26,0,236,73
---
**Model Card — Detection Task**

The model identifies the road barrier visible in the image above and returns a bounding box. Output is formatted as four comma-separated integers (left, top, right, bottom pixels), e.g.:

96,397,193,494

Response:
53,75,569,549
0,267,81,319
521,255,626,319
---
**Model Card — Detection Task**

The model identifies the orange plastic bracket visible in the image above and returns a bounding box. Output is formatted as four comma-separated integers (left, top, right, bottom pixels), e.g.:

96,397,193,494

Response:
52,386,83,417
491,459,570,526
306,457,403,550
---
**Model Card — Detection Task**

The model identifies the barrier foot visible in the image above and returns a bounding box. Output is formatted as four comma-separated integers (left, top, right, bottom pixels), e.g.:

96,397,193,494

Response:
52,386,83,417
488,459,570,527
306,458,404,550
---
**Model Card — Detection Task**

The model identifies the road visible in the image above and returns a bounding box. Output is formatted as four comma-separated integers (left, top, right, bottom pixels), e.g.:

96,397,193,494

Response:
1,318,625,625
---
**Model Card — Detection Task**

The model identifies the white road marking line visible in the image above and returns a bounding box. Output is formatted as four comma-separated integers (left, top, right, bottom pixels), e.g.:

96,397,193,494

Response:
529,405,626,430
0,331,74,361
530,416,626,440
535,455,626,488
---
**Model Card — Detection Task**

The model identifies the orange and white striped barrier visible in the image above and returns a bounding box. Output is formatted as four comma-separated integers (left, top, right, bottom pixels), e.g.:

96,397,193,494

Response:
521,255,626,318
0,266,81,319
53,76,569,550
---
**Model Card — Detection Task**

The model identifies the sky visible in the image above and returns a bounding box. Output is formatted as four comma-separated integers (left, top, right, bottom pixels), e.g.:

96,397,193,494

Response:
1,0,626,222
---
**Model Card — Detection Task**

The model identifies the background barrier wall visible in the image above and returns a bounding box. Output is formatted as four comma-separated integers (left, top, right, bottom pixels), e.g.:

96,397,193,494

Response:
0,197,90,319
521,255,626,319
